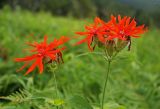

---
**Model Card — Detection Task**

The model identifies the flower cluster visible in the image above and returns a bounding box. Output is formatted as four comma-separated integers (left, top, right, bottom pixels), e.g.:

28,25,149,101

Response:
15,15,147,75
15,36,69,75
76,15,147,53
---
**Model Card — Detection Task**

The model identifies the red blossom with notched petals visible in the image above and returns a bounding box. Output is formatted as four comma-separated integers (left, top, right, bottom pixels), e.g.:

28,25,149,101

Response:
75,17,107,51
15,36,69,75
107,15,147,40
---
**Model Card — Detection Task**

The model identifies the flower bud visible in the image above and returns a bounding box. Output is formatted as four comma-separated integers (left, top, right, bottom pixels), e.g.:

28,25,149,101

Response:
105,40,116,57
116,39,129,52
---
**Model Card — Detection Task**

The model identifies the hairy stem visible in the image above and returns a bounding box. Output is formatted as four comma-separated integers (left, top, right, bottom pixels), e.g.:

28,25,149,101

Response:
101,60,111,109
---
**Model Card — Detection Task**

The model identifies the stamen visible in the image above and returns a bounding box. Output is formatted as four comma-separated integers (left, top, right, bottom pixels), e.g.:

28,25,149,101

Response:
119,30,124,35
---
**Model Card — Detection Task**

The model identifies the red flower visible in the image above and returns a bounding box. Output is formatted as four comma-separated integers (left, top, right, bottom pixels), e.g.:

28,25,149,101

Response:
15,36,69,75
107,15,147,40
75,17,107,51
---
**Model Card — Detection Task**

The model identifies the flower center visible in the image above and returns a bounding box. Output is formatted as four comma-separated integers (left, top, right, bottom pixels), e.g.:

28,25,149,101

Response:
38,48,45,57
91,29,97,35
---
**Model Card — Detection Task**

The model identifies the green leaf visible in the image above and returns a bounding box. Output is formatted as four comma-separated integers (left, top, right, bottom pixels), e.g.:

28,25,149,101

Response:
104,102,126,109
0,89,32,104
68,95,93,109
94,102,126,109
46,99,65,106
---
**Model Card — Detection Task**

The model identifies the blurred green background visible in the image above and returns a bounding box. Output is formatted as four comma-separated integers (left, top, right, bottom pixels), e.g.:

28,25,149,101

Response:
0,0,160,109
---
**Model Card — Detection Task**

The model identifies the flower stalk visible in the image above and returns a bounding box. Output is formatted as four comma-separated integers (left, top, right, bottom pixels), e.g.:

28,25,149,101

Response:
101,59,111,109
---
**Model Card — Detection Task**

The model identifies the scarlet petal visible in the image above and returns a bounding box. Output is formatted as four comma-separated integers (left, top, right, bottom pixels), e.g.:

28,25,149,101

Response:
46,53,56,61
85,26,92,30
118,15,121,22
48,36,69,48
26,41,39,47
120,16,127,25
29,49,37,52
37,57,43,74
57,36,69,45
26,42,36,47
125,17,131,26
76,32,89,35
25,60,38,75
87,37,93,51
129,19,137,28
16,62,29,72
75,38,87,45
97,34,106,43
132,35,140,38
15,55,37,62
94,17,103,25
111,15,116,26
107,35,117,40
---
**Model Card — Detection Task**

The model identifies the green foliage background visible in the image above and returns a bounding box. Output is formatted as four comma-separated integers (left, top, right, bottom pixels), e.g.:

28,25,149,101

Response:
0,6,160,109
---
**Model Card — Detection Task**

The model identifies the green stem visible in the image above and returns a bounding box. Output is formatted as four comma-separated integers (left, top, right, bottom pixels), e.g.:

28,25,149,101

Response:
53,72,59,109
76,52,104,58
53,72,58,97
101,60,111,109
